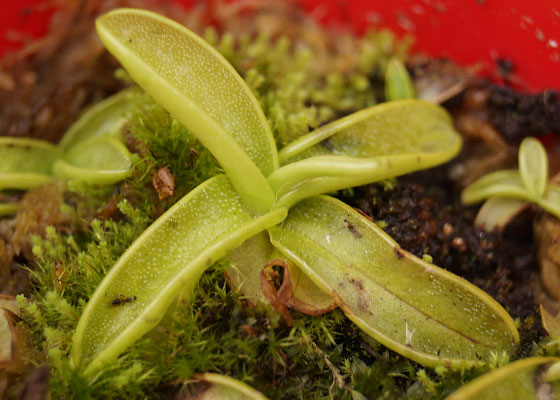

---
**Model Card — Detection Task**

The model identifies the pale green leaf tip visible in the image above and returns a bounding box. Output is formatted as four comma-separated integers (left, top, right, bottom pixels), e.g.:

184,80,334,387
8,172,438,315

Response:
196,373,270,400
519,136,548,198
385,57,416,101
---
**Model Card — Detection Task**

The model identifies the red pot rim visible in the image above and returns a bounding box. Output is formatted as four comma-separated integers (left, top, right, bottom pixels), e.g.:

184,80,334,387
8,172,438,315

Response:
1,0,559,91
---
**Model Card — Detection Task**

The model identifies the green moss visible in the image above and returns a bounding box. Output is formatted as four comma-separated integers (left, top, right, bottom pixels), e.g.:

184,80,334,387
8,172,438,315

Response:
127,91,222,201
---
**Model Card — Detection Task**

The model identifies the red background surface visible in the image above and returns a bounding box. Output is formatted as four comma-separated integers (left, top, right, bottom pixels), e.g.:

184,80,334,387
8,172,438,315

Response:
1,0,559,91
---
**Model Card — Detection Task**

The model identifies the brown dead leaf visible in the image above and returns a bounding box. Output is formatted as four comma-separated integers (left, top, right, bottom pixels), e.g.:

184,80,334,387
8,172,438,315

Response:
260,260,294,326
226,233,336,316
0,295,28,400
11,184,67,259
152,167,176,200
534,214,560,301
277,262,337,316
0,295,19,367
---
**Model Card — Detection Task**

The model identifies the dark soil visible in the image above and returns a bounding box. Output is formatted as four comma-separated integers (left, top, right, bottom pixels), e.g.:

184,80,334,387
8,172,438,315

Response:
485,85,560,142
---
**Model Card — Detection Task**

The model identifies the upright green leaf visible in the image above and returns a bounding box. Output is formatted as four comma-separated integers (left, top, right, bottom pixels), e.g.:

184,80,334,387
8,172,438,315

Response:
72,175,287,375
518,137,548,198
271,100,461,208
96,9,277,212
446,357,560,399
385,58,415,101
269,196,519,368
0,137,60,190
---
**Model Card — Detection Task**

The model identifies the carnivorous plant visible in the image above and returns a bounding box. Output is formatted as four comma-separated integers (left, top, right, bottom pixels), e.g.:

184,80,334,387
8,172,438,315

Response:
1,8,521,379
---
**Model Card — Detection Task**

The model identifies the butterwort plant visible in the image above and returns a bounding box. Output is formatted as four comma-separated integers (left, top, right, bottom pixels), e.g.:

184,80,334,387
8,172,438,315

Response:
61,9,520,376
0,88,138,215
462,136,560,231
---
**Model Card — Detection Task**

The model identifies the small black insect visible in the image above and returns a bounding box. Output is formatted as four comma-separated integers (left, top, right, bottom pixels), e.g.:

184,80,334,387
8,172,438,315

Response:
112,294,137,306
344,218,362,239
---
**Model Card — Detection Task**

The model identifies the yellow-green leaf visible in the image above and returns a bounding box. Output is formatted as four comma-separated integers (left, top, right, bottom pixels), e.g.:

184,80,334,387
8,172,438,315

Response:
385,58,415,101
271,100,461,208
96,9,277,212
0,202,18,217
72,175,287,375
461,170,530,205
0,137,59,190
187,373,269,400
269,196,519,368
446,357,560,399
58,88,138,150
53,136,133,185
518,137,548,198
226,232,273,306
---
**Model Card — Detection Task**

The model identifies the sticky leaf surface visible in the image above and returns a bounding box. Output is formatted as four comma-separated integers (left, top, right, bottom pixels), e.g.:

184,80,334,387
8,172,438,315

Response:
271,100,461,207
269,196,519,368
72,175,287,374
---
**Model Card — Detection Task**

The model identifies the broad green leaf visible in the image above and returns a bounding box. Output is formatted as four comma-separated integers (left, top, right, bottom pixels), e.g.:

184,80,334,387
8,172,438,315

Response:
461,170,530,205
226,232,336,314
385,58,415,101
58,88,138,150
0,202,18,217
446,357,560,399
269,196,519,368
474,197,528,232
96,9,277,212
0,137,59,190
53,136,133,185
188,373,269,400
271,100,461,208
518,137,548,198
72,175,287,375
